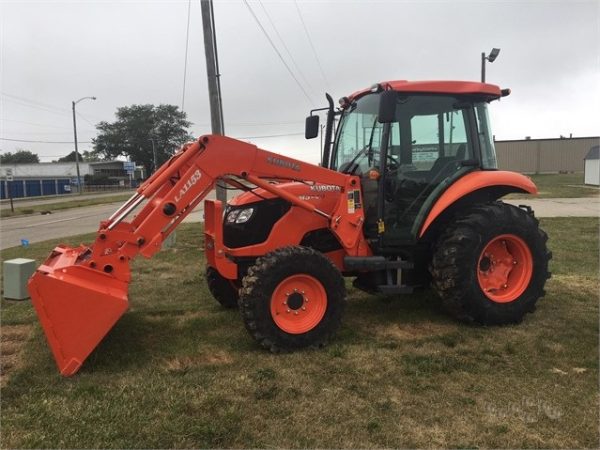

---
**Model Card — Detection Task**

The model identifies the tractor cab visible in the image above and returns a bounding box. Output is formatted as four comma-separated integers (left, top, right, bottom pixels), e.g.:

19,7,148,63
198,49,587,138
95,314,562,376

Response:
307,81,506,246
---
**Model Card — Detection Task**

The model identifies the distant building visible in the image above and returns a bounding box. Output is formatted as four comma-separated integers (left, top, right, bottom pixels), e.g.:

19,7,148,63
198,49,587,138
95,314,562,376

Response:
584,145,599,186
495,136,599,173
0,160,145,199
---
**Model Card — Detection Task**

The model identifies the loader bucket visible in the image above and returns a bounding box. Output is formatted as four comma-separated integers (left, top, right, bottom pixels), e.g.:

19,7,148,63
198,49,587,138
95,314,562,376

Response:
28,245,129,376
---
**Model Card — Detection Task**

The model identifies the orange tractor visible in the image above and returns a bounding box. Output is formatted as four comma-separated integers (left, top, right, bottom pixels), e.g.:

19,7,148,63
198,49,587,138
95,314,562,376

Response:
28,80,551,376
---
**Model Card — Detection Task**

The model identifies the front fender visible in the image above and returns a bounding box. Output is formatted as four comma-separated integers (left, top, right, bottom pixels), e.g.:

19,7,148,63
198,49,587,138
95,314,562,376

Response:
418,171,537,237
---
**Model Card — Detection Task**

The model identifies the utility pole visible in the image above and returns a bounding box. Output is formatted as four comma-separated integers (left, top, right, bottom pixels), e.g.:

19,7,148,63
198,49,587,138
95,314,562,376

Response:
201,0,226,203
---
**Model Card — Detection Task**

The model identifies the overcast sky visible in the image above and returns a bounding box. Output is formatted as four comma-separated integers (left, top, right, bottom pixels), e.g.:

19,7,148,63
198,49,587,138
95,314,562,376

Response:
1,0,598,164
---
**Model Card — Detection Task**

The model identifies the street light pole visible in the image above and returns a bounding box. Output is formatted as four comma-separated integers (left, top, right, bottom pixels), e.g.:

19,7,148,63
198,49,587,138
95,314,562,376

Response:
481,48,501,82
149,138,157,173
480,52,486,83
72,96,96,194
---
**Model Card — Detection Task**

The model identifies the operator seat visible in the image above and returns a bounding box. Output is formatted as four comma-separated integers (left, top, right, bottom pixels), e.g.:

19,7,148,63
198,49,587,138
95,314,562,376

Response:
427,143,467,182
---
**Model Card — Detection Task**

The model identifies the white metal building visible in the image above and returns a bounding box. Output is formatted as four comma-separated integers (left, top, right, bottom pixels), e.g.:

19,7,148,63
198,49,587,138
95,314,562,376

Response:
584,146,599,186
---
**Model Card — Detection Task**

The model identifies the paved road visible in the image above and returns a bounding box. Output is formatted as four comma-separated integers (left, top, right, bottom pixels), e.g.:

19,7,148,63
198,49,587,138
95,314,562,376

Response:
504,197,600,217
0,190,135,211
1,195,597,250
0,200,205,250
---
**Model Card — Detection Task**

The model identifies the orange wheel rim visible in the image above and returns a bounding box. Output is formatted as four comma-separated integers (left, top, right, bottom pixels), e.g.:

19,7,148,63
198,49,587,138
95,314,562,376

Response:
477,234,533,303
270,274,327,334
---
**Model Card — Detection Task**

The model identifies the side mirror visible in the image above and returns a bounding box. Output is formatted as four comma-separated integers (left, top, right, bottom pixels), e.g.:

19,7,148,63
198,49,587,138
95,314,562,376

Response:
378,90,396,123
305,115,320,139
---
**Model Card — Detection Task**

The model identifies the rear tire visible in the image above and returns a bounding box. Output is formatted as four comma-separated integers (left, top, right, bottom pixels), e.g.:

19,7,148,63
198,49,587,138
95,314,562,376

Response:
239,246,346,352
429,201,551,325
206,266,239,309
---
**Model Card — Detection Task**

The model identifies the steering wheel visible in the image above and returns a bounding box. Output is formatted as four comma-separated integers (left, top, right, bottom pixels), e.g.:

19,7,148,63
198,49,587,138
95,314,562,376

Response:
384,154,399,174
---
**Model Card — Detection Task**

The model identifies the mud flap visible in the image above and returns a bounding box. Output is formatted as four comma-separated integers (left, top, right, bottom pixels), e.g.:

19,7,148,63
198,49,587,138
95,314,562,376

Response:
28,246,129,376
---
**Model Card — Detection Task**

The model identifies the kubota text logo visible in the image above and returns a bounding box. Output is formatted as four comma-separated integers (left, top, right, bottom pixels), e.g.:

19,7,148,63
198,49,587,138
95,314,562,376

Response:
175,170,202,202
266,156,300,172
310,184,341,192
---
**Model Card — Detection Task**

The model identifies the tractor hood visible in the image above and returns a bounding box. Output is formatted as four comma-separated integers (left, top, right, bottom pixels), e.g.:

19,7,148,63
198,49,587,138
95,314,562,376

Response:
222,182,345,250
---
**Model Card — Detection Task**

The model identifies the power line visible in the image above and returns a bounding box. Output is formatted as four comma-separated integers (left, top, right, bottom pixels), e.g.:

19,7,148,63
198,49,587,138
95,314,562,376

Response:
181,0,192,112
231,120,300,126
243,0,314,106
1,93,104,121
0,137,94,144
1,97,72,117
1,130,94,136
0,92,71,113
257,0,316,100
236,132,303,139
293,1,329,90
1,131,304,143
0,118,74,130
76,111,96,128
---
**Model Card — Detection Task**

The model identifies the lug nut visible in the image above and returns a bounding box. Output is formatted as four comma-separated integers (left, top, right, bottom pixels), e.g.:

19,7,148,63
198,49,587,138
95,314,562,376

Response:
294,311,298,315
301,306,306,311
503,284,508,288
286,309,290,313
513,260,518,265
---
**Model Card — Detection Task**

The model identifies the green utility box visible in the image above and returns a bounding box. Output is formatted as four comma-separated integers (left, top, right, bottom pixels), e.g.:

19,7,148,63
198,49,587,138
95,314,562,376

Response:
3,258,36,300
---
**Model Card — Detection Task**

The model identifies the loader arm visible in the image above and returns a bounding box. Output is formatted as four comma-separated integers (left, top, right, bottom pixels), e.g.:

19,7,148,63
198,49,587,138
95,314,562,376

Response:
28,135,365,376
88,135,364,281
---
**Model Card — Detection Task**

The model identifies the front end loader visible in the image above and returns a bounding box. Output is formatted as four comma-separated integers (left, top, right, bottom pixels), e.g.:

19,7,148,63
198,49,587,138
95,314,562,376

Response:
28,80,551,376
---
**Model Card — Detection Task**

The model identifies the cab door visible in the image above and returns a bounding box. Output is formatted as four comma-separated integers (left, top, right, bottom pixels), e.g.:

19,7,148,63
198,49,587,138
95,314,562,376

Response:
381,95,478,245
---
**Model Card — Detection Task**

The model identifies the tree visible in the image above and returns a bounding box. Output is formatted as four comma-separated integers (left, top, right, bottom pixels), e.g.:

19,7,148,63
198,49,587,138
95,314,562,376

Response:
0,149,40,164
93,104,193,175
57,150,100,162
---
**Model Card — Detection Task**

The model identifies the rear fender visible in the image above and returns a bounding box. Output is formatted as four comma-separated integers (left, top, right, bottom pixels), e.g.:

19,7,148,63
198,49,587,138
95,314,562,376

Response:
418,171,537,238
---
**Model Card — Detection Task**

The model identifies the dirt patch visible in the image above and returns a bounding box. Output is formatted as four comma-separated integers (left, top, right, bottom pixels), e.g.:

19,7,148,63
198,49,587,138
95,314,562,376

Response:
376,322,457,340
1,324,32,387
144,310,207,324
164,350,233,373
554,275,598,294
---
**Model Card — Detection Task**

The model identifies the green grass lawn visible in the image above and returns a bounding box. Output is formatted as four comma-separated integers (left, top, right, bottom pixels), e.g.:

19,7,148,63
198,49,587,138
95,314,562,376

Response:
508,173,598,199
0,193,133,218
1,218,598,448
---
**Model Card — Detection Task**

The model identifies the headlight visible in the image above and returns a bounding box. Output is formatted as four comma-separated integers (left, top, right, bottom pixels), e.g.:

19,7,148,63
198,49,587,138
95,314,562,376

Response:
226,209,240,223
235,207,254,224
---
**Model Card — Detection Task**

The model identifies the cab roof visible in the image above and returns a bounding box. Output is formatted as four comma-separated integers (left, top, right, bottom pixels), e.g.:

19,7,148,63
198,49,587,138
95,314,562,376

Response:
347,80,504,103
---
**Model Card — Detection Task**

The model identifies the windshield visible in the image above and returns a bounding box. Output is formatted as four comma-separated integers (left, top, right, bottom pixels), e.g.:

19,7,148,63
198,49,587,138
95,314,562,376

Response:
332,93,383,173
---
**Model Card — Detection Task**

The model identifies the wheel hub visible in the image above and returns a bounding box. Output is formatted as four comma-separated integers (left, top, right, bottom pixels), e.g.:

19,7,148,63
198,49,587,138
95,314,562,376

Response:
270,274,327,334
287,292,304,310
477,234,533,303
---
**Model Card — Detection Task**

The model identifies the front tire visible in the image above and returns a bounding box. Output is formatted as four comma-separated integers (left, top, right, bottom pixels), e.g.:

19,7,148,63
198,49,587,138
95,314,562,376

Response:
239,246,346,352
429,201,551,325
206,266,239,309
